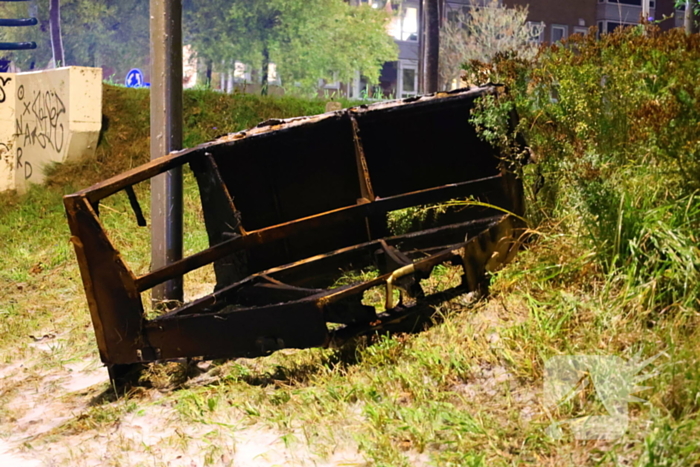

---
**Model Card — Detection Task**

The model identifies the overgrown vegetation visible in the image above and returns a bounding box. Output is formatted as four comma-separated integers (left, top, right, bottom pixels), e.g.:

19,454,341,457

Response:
468,25,700,313
2,27,700,465
463,24,700,463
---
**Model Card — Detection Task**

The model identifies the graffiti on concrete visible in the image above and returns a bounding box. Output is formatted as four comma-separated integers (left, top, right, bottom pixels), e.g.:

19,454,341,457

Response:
0,143,12,173
15,147,32,179
15,84,66,153
0,76,11,104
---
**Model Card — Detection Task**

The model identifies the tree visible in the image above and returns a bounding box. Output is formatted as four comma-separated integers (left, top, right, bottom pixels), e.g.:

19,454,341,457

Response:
225,1,291,95
59,0,149,75
676,0,699,33
185,0,398,95
49,0,64,66
0,0,149,76
438,0,542,90
2,0,396,93
183,0,238,85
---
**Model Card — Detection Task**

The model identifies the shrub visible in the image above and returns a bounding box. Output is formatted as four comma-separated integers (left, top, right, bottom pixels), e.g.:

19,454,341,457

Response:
468,25,700,312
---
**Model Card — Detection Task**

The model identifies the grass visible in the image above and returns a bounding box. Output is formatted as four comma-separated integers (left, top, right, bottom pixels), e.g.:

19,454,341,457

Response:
0,82,699,466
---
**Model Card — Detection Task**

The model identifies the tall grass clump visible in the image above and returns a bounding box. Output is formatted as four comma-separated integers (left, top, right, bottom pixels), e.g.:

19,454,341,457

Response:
469,25,700,314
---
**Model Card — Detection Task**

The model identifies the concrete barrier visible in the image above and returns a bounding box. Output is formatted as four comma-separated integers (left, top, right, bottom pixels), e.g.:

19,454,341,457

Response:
0,67,102,193
0,72,17,192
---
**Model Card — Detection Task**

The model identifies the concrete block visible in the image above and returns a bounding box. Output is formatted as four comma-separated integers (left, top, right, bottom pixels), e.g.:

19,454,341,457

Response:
0,67,102,192
0,73,17,192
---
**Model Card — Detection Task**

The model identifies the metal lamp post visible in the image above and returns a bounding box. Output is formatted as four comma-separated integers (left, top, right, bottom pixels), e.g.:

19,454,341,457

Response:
150,0,183,305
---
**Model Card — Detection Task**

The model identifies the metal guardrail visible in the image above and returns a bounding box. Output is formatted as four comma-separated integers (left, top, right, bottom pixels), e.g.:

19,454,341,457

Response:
0,0,37,51
0,41,35,50
0,17,36,26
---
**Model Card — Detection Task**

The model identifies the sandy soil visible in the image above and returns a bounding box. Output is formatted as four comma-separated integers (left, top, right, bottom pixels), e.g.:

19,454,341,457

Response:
0,295,528,466
0,353,369,467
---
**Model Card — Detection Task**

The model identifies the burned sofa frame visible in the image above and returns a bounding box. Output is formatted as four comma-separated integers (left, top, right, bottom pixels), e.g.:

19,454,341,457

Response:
64,86,525,380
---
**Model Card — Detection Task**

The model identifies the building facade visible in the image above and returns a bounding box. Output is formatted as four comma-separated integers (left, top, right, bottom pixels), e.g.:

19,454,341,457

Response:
375,0,481,99
503,0,681,42
375,0,685,98
503,0,596,42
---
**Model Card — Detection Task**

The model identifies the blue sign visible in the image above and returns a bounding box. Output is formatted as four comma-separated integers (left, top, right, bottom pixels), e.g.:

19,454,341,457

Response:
125,68,144,88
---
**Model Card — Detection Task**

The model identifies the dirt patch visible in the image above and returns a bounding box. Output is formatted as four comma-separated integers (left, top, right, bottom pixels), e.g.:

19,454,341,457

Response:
0,439,42,467
9,403,368,466
0,355,369,467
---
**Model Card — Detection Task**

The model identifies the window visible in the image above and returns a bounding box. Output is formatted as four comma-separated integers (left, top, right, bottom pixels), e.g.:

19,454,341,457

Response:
598,20,636,33
321,72,340,90
348,70,361,99
398,60,418,98
598,0,655,6
233,61,251,83
573,26,588,36
389,7,418,42
527,21,545,43
551,25,568,43
267,63,281,85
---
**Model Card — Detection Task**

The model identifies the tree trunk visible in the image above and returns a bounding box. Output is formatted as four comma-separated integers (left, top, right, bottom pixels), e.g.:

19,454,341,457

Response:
221,60,226,91
206,59,213,87
261,46,270,96
88,41,97,68
419,0,440,93
49,0,65,67
686,1,698,34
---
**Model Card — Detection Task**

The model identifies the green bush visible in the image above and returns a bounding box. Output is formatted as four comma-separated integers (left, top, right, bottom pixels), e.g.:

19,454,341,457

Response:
468,25,700,312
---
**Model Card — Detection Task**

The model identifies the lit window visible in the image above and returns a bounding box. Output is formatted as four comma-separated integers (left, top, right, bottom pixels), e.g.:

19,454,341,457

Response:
233,61,251,82
390,7,418,42
401,7,418,41
268,63,280,85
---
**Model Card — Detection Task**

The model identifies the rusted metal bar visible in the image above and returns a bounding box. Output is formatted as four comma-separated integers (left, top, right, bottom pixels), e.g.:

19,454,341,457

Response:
78,150,193,203
144,300,330,360
134,174,502,292
124,186,147,227
349,113,375,202
64,195,143,364
77,87,497,203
